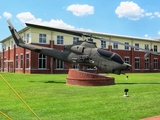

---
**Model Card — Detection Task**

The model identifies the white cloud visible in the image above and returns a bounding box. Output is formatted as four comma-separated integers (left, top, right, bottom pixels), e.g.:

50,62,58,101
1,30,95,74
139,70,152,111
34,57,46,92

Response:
115,2,160,20
144,12,160,19
115,1,144,20
3,12,12,19
144,34,149,38
66,4,94,16
154,12,160,17
145,12,152,16
16,12,36,23
16,12,92,31
158,31,160,35
16,12,75,29
145,12,154,19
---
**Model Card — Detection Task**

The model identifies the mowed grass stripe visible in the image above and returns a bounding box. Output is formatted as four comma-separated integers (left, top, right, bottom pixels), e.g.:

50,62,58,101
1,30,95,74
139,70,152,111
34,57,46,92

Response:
0,73,160,120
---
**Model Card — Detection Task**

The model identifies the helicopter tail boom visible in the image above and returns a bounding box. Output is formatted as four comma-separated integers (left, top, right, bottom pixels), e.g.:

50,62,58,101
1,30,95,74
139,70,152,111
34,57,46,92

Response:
7,20,45,52
7,20,25,46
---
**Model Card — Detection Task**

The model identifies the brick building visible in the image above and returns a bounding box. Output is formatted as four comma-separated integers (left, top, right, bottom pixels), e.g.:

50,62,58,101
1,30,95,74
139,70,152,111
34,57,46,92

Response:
1,23,160,74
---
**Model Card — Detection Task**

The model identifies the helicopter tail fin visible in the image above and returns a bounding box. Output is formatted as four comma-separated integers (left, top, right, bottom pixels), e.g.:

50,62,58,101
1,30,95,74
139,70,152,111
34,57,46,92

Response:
7,20,25,46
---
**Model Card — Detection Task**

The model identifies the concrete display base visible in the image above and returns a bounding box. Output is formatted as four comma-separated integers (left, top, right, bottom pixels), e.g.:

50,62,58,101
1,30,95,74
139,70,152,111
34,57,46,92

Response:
66,69,115,86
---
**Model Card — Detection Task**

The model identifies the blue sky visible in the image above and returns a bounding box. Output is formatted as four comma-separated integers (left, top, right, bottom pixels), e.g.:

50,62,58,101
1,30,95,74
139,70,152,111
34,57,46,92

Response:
1,0,160,41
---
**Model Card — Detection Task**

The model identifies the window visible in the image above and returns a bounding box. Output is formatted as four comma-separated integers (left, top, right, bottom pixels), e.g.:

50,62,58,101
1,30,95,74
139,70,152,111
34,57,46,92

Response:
72,64,78,69
145,44,149,50
21,36,24,40
11,41,14,48
3,44,6,50
57,36,63,45
87,67,94,69
113,43,118,49
154,45,157,52
16,55,18,68
20,54,23,68
26,53,29,68
56,59,64,69
145,58,149,70
135,57,140,69
39,34,46,43
124,57,130,64
26,33,30,43
21,36,24,44
8,41,10,47
124,42,129,50
154,58,158,70
73,37,79,44
38,54,46,69
88,39,93,42
101,40,106,48
3,58,6,68
135,43,139,50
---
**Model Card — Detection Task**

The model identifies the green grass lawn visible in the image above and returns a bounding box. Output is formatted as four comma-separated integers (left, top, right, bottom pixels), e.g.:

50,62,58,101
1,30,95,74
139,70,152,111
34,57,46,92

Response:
0,72,160,120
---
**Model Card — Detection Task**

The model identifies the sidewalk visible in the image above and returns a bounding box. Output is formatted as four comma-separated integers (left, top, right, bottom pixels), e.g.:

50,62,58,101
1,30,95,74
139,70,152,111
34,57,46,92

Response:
141,115,160,120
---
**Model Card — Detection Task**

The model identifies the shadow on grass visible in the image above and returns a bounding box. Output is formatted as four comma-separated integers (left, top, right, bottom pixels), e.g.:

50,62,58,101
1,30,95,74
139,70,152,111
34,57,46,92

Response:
29,80,66,84
116,82,160,85
44,80,66,84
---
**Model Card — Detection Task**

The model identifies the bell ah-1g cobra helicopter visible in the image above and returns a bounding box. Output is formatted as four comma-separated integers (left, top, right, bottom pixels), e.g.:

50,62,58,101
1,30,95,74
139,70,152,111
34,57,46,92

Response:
7,20,159,75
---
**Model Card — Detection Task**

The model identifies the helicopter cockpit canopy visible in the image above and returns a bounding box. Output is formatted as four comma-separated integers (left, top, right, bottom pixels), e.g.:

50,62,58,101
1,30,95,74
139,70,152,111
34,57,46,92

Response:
97,48,124,64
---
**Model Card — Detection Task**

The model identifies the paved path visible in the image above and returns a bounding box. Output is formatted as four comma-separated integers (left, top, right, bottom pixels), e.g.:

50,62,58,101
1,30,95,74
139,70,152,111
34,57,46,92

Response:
141,115,160,120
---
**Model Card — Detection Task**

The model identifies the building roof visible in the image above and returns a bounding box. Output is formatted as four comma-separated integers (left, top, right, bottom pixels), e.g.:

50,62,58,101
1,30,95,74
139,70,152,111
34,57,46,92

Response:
25,23,160,42
1,26,30,43
1,22,160,43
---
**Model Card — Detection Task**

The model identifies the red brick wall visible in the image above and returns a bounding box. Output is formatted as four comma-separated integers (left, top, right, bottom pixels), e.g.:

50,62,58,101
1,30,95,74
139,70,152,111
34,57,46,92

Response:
1,41,160,74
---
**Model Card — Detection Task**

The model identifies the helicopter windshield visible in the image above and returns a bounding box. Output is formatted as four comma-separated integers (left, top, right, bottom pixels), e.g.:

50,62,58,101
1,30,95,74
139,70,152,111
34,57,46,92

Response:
97,48,124,64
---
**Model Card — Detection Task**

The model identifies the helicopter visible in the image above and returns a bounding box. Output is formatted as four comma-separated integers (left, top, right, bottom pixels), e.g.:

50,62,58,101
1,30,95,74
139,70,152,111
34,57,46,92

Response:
7,20,159,75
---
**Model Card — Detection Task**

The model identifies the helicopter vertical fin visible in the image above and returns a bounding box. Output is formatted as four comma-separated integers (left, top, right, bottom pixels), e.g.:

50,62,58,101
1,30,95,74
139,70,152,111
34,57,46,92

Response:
7,20,25,46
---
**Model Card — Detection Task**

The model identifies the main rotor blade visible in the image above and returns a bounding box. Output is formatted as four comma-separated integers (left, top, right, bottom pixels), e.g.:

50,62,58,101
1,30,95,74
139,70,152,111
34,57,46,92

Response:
75,32,160,56
80,33,160,56
25,23,89,37
25,23,160,56
99,37,160,56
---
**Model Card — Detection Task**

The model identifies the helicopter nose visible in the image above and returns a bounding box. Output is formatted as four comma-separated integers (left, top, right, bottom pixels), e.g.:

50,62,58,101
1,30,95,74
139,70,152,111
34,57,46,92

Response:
123,63,132,70
113,63,132,74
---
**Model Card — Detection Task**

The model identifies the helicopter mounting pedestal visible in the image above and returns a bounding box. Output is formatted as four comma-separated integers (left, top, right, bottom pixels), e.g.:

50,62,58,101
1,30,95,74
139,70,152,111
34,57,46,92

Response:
66,69,115,86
